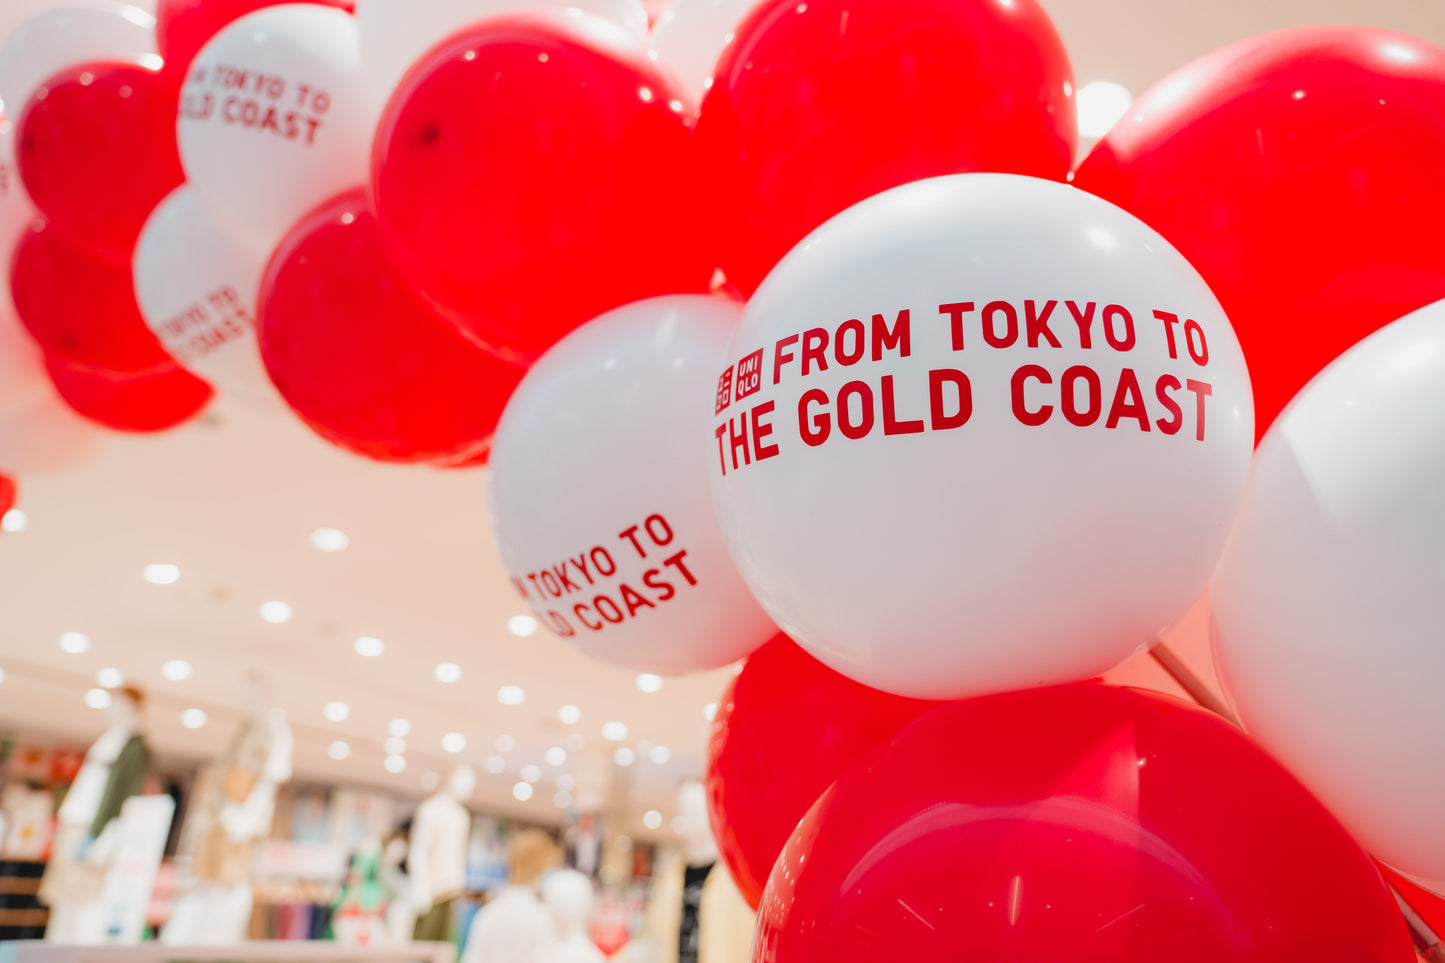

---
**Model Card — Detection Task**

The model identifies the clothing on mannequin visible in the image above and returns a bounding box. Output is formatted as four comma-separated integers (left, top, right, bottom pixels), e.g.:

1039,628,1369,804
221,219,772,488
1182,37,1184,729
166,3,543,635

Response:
542,869,605,963
40,686,151,944
162,674,293,946
461,829,560,963
409,766,475,942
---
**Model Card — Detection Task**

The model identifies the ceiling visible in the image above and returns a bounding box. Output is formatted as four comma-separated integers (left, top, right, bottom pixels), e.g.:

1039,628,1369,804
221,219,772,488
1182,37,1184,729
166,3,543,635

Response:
0,0,1441,841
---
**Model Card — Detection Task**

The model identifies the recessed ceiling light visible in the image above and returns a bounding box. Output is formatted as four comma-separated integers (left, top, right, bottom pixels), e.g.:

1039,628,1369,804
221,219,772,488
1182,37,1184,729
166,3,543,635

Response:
442,732,467,753
545,747,566,766
310,528,350,552
162,659,193,682
385,737,406,754
703,703,718,722
643,810,662,830
328,740,350,760
388,718,411,737
354,636,384,657
614,747,635,767
520,765,541,784
564,733,584,752
557,705,581,725
324,701,350,722
495,734,516,752
554,790,572,809
497,685,525,706
556,773,575,792
59,632,90,654
602,722,628,742
84,688,111,709
259,601,293,624
143,563,180,585
508,615,540,637
484,755,506,774
421,771,440,790
385,754,406,773
181,708,207,729
635,674,663,694
1,509,28,532
649,745,671,765
1077,80,1133,138
512,782,534,802
434,662,462,683
96,667,124,688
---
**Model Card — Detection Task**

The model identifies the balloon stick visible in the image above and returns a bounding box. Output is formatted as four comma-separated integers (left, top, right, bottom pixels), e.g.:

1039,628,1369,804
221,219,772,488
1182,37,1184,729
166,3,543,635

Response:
1150,640,1443,958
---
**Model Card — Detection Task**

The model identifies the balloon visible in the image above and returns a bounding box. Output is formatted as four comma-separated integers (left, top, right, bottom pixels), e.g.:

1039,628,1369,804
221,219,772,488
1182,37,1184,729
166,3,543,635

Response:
757,684,1414,962
1211,299,1445,897
156,0,354,80
258,188,523,464
0,111,36,252
0,389,108,473
17,59,184,262
177,4,371,255
1074,28,1445,440
134,185,280,411
709,174,1253,700
694,0,1075,297
489,293,776,674
46,352,211,431
0,2,156,111
707,635,942,908
0,117,47,415
356,0,649,113
10,221,176,376
371,11,713,365
0,473,13,519
648,0,758,106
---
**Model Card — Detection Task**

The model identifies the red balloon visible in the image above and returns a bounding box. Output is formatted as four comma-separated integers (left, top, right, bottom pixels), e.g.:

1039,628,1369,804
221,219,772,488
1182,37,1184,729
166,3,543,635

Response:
46,354,212,433
1380,866,1445,945
16,61,184,263
695,0,1076,296
758,684,1414,962
1073,27,1445,440
371,11,714,365
707,636,942,909
157,0,355,79
258,188,525,464
10,222,176,376
0,474,15,519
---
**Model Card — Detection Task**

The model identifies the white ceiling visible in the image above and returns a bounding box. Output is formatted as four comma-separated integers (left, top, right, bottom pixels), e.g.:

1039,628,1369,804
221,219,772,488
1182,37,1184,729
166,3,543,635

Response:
0,0,1442,839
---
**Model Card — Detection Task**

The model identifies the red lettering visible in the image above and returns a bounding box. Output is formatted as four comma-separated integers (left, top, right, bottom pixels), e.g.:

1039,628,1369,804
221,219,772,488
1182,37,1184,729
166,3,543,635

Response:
1105,368,1151,432
1185,379,1212,441
929,369,972,430
773,334,798,385
1154,310,1180,360
727,413,750,471
1185,319,1209,365
837,381,874,440
871,309,911,360
590,547,616,577
1155,375,1183,435
1011,365,1052,427
663,550,697,586
1061,365,1102,426
983,301,1018,348
642,568,675,602
1103,305,1136,351
569,554,594,585
1067,301,1096,349
574,603,602,631
594,596,624,623
540,571,561,597
799,389,830,446
545,611,574,637
644,514,673,546
939,302,974,351
552,564,579,593
713,423,728,474
801,327,829,375
881,375,924,435
619,583,656,617
751,401,780,460
835,319,865,365
1025,300,1061,348
619,525,646,558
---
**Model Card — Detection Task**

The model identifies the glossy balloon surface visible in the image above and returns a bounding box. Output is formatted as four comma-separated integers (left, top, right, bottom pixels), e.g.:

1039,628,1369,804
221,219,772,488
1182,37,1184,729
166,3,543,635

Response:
1074,27,1445,438
157,0,353,78
707,635,942,907
17,60,183,262
757,684,1414,962
695,0,1076,295
372,11,713,364
46,353,212,432
258,188,523,464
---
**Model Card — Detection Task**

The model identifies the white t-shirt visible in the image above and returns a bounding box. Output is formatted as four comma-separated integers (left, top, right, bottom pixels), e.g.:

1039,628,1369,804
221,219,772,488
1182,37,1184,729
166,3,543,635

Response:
462,886,555,963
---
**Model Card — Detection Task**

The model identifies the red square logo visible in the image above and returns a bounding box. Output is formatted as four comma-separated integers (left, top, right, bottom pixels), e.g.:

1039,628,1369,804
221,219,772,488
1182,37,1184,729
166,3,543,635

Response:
735,349,764,401
715,367,734,415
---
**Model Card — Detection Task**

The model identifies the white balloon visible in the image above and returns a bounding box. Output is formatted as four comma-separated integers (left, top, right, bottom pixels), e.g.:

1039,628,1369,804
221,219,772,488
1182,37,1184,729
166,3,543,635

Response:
0,389,108,474
0,114,46,416
357,0,650,114
177,5,370,256
710,173,1254,700
133,185,282,412
649,0,758,106
0,2,156,112
1212,299,1445,896
490,294,777,675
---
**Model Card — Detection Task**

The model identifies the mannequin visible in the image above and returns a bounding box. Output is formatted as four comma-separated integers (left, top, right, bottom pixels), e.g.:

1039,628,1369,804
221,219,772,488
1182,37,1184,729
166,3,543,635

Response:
380,830,414,943
646,782,754,963
409,766,475,942
162,673,293,945
40,686,151,943
542,870,604,963
461,829,559,963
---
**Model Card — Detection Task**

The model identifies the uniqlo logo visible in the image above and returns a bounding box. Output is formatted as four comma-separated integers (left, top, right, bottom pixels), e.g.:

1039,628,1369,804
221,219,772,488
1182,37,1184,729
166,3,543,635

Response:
715,367,734,415
735,349,764,401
